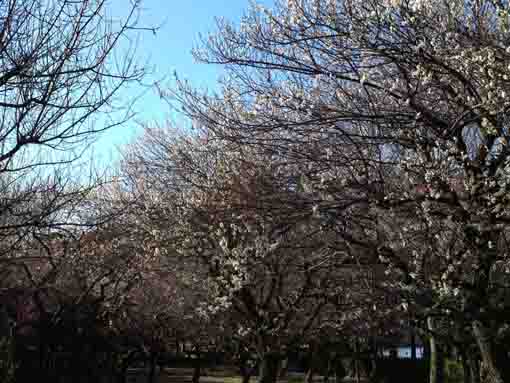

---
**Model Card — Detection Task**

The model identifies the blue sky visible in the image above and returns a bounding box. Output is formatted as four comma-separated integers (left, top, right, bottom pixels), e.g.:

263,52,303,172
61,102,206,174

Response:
94,0,266,163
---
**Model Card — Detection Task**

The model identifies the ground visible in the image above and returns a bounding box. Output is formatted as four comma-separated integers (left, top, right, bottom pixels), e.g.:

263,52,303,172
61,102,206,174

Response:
126,368,365,383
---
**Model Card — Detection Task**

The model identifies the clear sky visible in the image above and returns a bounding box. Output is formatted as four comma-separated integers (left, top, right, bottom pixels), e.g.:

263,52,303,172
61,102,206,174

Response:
95,0,267,164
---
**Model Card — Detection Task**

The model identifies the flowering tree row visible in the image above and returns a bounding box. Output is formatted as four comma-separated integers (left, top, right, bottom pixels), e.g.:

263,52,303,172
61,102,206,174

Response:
133,1,510,382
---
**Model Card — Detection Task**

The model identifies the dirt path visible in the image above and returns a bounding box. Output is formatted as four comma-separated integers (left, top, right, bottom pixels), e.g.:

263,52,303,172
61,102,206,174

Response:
126,369,366,383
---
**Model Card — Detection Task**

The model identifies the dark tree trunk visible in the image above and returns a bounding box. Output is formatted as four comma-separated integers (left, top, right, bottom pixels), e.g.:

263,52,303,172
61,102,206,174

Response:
305,348,317,383
368,357,379,383
258,353,280,383
278,357,288,379
117,369,127,383
192,353,201,383
354,340,362,383
462,357,471,383
334,358,347,383
411,329,417,362
428,317,438,383
324,356,331,383
117,356,132,383
468,355,480,383
472,320,504,383
240,363,253,383
239,350,254,383
148,352,157,383
305,367,315,383
437,347,445,383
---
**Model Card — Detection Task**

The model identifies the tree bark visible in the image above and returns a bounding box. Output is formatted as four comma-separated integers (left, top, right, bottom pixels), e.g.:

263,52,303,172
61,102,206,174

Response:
459,348,471,383
335,358,347,383
278,357,288,379
468,355,480,383
239,354,253,383
258,353,280,383
411,329,417,362
239,352,256,383
354,340,361,383
437,348,444,383
472,320,504,383
305,367,315,383
324,356,331,383
148,352,157,383
192,354,201,383
428,317,437,383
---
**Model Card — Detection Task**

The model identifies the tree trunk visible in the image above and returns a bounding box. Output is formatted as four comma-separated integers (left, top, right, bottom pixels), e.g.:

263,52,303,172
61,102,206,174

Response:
324,356,331,383
240,356,253,383
239,352,256,383
459,348,471,383
428,317,437,383
411,329,417,361
278,357,288,379
335,358,347,383
258,353,280,383
117,368,127,383
472,320,504,383
305,367,314,383
437,348,444,383
148,352,157,383
468,355,480,383
192,354,201,383
118,350,137,383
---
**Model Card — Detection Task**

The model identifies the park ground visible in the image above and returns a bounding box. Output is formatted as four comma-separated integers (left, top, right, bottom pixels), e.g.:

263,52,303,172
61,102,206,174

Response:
125,368,364,383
